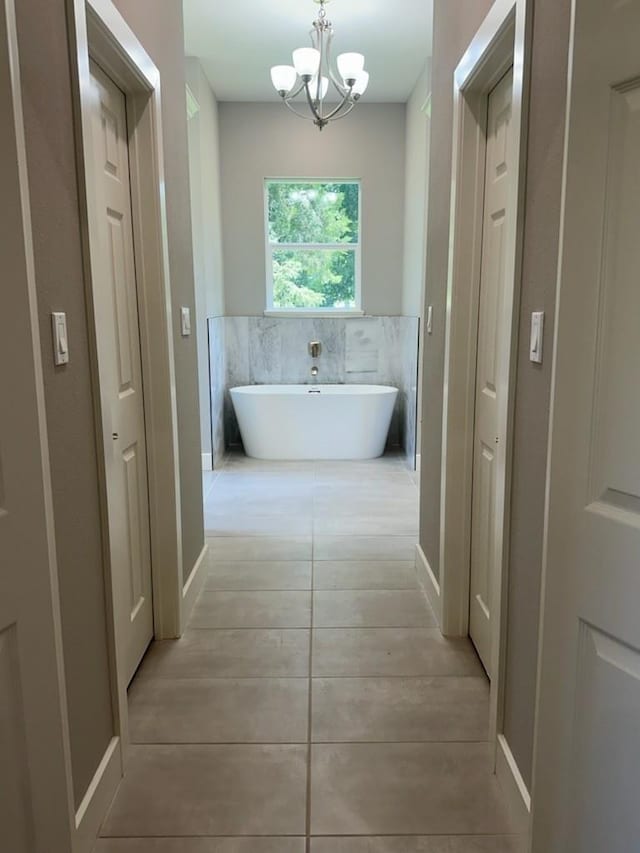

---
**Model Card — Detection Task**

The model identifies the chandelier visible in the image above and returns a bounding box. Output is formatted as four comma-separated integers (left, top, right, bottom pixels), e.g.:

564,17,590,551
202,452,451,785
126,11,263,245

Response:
270,0,369,131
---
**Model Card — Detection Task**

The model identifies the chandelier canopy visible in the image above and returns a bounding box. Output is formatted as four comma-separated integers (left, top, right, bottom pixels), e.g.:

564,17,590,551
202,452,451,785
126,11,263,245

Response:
270,0,369,131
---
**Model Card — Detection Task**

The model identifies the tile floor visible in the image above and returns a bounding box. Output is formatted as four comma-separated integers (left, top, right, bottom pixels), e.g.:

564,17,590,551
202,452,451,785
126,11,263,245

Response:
96,452,526,853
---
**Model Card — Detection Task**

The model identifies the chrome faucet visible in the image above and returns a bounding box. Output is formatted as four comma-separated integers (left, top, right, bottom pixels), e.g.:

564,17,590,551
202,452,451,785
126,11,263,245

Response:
308,341,322,358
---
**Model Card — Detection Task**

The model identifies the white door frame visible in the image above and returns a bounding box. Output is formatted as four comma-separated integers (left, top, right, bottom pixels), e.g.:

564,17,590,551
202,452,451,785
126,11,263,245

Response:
67,0,183,751
438,0,531,749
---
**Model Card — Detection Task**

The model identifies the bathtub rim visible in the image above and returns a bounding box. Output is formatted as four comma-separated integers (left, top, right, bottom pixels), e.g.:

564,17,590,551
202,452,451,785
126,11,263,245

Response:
230,383,399,397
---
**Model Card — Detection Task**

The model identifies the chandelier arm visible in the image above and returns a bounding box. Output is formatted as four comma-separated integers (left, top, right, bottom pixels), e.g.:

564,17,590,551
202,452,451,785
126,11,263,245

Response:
315,21,324,103
322,87,354,121
328,100,357,121
284,79,308,100
324,29,348,97
303,79,323,123
328,73,347,98
283,98,316,121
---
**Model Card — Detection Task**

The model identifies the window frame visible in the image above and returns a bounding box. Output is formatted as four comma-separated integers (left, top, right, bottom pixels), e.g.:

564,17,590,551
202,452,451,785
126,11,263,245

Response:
264,178,363,316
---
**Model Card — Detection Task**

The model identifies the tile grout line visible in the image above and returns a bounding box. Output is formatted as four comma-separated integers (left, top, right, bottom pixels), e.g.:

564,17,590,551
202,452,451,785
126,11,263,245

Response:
305,464,317,853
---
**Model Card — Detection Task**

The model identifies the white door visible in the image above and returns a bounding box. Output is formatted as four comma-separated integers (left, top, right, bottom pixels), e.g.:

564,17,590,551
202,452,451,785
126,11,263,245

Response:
89,61,153,685
469,68,513,675
532,1,640,850
0,0,74,848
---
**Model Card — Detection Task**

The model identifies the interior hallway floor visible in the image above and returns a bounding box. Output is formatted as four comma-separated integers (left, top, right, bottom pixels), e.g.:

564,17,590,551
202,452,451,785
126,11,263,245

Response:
96,452,526,852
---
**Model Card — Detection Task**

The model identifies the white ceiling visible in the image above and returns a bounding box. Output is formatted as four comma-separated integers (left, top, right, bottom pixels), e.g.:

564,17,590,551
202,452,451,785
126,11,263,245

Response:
183,0,433,103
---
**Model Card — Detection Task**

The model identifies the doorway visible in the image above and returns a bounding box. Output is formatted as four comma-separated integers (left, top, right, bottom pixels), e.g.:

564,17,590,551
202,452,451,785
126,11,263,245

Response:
88,59,154,685
469,66,514,674
435,0,531,814
69,0,186,774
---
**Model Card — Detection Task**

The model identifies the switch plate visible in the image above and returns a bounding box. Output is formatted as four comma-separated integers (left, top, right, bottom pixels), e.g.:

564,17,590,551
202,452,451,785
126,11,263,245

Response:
530,311,545,364
51,312,69,365
181,306,191,337
426,305,433,335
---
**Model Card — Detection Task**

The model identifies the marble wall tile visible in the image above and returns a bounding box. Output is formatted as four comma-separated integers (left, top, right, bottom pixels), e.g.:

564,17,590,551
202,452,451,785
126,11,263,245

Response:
207,317,227,468
312,319,346,384
249,318,282,384
345,319,380,374
279,319,316,384
215,315,420,467
225,316,250,387
400,317,420,464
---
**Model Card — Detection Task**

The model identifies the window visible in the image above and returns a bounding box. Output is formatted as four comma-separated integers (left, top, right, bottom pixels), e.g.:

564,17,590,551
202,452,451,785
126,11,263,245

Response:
265,180,361,312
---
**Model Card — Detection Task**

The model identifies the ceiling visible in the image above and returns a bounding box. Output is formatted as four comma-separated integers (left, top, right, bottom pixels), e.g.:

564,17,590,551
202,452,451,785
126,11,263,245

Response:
183,0,433,103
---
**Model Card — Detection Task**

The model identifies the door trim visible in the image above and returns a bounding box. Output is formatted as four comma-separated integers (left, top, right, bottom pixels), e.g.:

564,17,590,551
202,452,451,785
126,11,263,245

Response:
66,0,183,829
439,0,531,759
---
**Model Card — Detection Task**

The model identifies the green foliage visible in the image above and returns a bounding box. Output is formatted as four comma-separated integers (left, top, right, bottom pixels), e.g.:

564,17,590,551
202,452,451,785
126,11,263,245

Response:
267,181,359,308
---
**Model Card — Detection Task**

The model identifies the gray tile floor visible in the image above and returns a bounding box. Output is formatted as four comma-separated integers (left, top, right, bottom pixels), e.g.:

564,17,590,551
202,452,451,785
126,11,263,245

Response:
96,452,526,853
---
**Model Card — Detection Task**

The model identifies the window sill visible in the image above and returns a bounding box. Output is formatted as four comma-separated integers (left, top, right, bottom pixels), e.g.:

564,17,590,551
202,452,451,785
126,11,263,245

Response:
264,309,365,319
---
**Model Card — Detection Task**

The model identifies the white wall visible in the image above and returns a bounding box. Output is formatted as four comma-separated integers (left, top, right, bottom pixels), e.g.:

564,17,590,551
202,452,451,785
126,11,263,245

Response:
186,58,225,459
218,102,406,317
402,61,432,316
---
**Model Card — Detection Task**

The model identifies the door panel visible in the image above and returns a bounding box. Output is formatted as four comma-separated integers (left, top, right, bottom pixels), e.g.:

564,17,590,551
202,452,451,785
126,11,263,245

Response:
532,2,640,850
570,624,640,851
90,61,153,684
469,68,513,674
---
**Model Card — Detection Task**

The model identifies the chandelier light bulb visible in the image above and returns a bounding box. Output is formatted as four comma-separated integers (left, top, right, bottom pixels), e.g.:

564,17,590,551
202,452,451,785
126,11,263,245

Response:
270,65,297,94
310,75,329,100
352,70,369,97
292,47,321,78
337,52,365,84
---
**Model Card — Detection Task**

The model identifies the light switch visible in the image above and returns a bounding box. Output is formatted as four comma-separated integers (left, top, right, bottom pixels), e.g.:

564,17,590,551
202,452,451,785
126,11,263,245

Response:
530,311,544,364
51,312,69,366
181,306,191,337
426,305,433,335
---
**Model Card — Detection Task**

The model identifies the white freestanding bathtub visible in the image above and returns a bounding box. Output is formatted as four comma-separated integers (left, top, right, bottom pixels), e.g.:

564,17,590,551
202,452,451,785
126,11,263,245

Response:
230,384,398,460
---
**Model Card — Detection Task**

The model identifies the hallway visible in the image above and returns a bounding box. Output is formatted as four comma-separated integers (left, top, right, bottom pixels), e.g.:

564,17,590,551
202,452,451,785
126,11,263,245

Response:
96,454,525,851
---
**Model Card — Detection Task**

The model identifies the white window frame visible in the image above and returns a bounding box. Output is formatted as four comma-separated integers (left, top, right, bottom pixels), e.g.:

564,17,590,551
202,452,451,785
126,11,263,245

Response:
264,178,363,316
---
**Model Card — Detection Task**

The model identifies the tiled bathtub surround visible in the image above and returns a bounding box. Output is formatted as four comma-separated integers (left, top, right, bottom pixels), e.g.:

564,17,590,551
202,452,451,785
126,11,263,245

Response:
208,316,420,466
208,316,227,468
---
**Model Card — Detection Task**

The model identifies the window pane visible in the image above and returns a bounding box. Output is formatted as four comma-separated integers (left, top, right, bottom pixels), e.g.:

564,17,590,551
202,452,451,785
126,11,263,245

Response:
267,181,359,245
272,248,356,309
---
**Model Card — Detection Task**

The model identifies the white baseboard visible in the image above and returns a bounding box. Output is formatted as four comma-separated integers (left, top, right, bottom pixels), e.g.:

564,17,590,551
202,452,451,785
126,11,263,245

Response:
73,737,121,853
415,543,441,626
182,542,209,626
496,733,531,833
202,452,213,471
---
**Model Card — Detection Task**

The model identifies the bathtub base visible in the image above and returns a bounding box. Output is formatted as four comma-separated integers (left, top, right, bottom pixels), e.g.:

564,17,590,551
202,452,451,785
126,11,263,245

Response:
230,384,399,461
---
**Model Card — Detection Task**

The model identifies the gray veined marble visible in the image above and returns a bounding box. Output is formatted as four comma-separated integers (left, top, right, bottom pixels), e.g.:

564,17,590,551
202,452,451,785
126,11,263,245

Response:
208,315,420,467
207,317,227,468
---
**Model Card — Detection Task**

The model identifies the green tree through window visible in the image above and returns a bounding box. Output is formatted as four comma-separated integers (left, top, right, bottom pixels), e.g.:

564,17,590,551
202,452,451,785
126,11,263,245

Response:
266,181,360,310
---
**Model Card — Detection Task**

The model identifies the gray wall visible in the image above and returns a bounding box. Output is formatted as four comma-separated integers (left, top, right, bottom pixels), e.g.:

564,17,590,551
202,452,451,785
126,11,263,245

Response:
418,0,494,581
218,103,406,317
113,0,205,583
502,0,571,789
418,0,572,791
186,58,225,461
15,0,114,808
402,60,432,317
